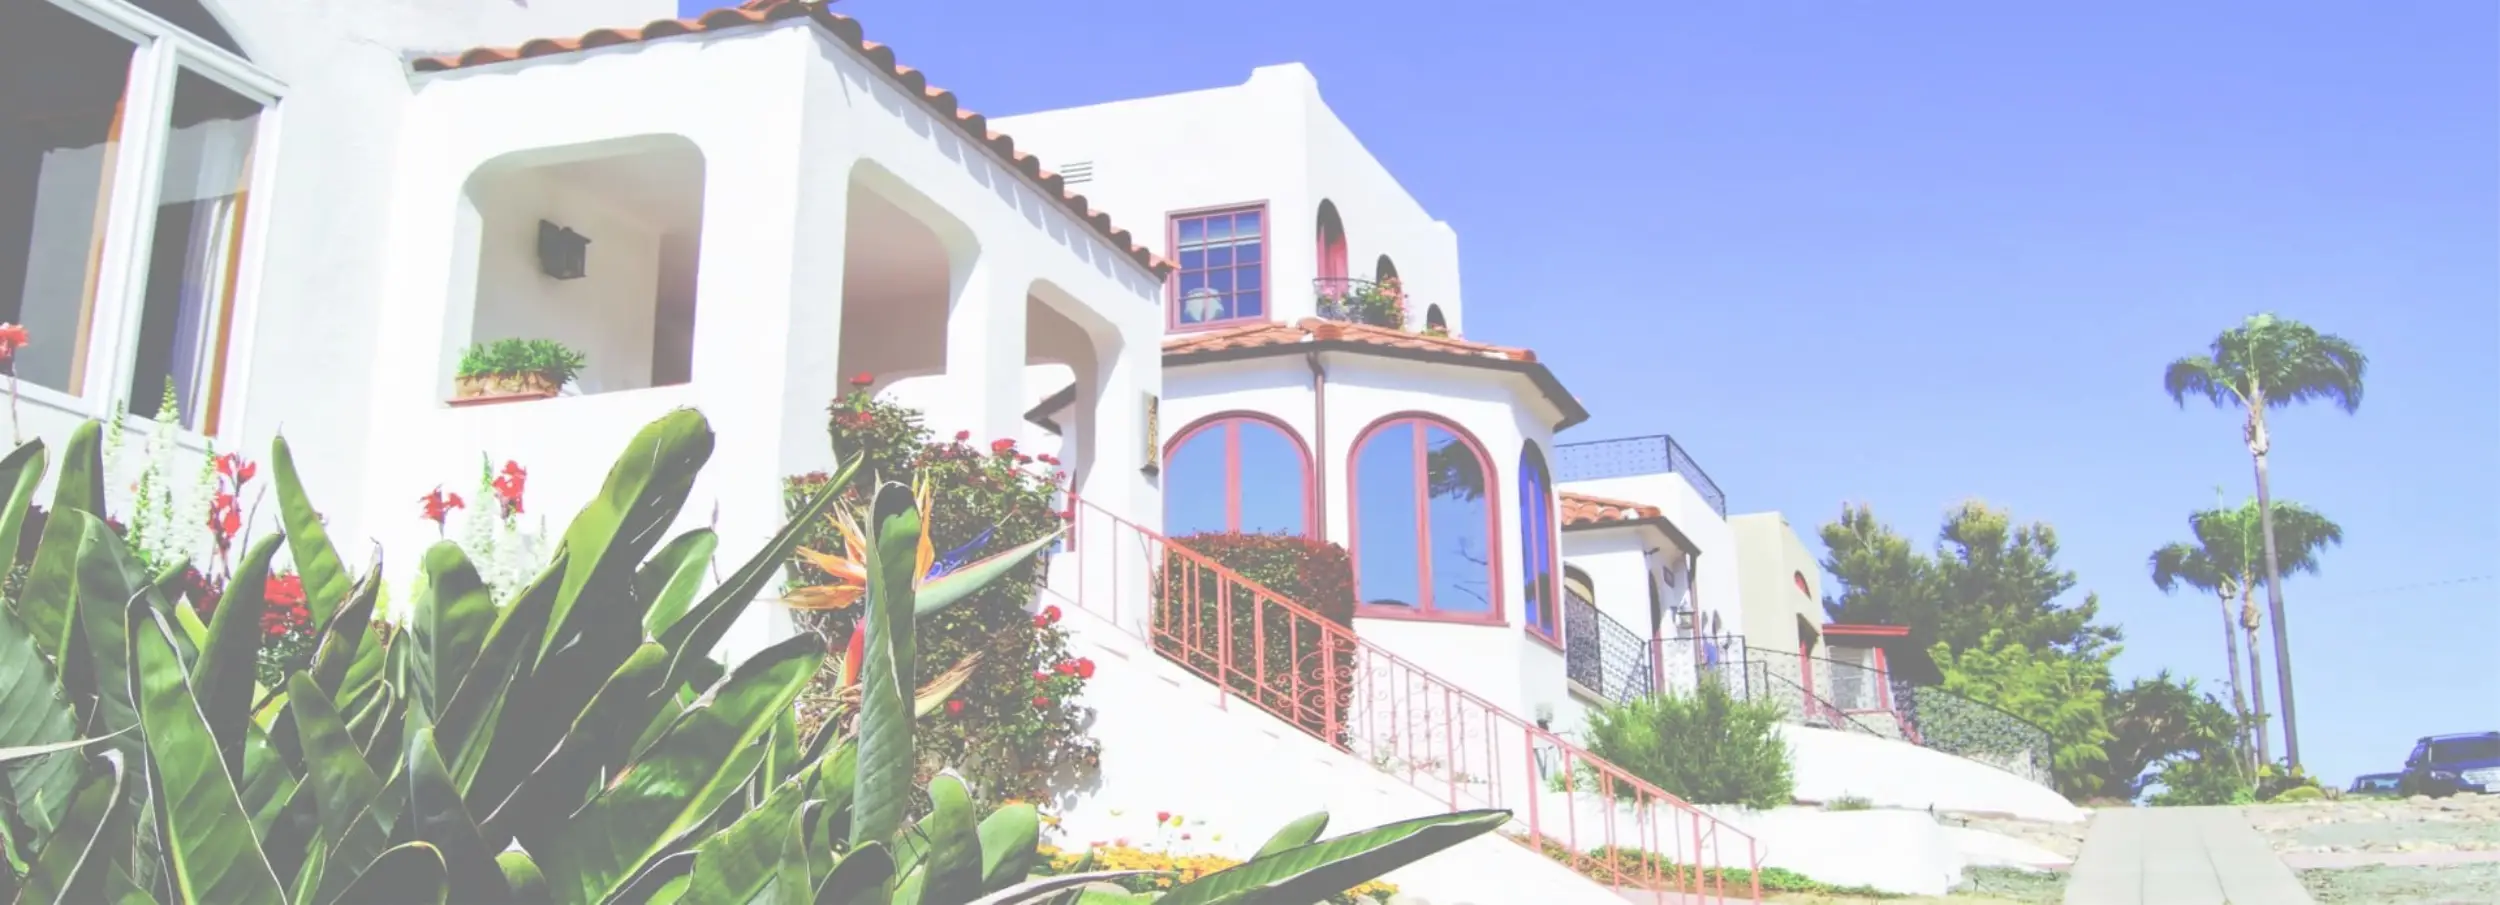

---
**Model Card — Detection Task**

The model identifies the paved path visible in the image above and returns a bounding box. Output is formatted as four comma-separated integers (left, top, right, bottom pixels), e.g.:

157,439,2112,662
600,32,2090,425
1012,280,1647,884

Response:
2063,807,2315,904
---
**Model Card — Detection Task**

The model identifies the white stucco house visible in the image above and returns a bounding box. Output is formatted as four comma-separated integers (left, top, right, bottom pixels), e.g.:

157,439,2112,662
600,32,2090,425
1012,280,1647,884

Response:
6,0,2078,899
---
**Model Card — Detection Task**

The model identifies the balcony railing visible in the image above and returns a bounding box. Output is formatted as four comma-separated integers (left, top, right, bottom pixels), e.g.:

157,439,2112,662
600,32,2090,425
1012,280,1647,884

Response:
1564,595,1655,706
1312,277,1408,329
1553,435,1726,518
1678,641,2057,790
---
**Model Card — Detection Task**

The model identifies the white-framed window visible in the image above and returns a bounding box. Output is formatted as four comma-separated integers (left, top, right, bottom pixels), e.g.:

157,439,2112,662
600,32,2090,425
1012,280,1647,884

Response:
3,0,282,439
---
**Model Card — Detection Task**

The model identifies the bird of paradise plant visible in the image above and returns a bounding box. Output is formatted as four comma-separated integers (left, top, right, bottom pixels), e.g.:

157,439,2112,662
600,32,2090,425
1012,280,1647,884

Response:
789,472,1052,727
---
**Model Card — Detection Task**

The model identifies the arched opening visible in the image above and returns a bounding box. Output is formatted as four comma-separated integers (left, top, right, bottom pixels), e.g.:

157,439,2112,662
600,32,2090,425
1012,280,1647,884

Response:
1163,413,1313,538
1423,304,1448,335
1519,443,1560,640
1563,564,1599,689
1314,201,1348,282
452,134,706,403
1374,255,1399,285
833,165,970,390
1350,415,1497,619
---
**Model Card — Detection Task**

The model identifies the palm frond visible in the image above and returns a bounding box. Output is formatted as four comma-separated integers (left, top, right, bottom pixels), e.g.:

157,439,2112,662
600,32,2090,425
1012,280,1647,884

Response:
2163,356,2237,409
2149,542,2223,595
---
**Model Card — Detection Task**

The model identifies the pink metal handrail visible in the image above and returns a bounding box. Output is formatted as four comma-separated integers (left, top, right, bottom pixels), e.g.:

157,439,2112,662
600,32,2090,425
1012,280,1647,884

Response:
1049,493,1764,902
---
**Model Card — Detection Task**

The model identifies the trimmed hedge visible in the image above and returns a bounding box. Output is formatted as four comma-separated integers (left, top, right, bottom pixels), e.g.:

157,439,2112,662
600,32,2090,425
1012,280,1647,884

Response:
1156,532,1358,743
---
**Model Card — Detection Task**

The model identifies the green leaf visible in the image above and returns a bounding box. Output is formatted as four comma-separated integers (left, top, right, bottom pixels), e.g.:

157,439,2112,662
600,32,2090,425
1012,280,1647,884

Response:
68,513,150,743
18,421,99,659
499,851,553,905
613,851,699,905
405,542,495,721
975,803,1041,893
1250,812,1329,860
638,529,718,640
326,841,447,905
541,409,713,665
912,530,1063,618
679,763,813,905
477,641,672,848
656,458,856,688
0,594,80,849
849,482,922,851
308,554,383,700
961,873,1161,905
0,439,48,580
195,532,282,775
1153,810,1510,905
434,553,567,789
271,433,354,628
534,634,822,904
12,749,125,905
814,842,894,905
406,725,512,905
893,772,980,905
267,674,386,891
124,598,288,903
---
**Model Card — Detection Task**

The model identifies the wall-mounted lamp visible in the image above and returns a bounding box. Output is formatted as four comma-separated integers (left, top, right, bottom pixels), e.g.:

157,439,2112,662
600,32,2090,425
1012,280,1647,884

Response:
1673,608,1695,632
538,220,589,280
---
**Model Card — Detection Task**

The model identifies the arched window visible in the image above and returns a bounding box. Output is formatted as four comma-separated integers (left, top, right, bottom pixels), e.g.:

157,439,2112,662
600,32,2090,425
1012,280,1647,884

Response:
1315,201,1349,282
1374,255,1400,285
1163,414,1311,537
1350,416,1497,620
1424,304,1448,334
1519,443,1560,640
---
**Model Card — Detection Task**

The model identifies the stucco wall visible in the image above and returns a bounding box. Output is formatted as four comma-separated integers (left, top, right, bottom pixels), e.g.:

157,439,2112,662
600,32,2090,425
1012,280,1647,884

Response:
994,64,1462,334
1782,723,2086,824
464,168,666,394
1731,511,1828,656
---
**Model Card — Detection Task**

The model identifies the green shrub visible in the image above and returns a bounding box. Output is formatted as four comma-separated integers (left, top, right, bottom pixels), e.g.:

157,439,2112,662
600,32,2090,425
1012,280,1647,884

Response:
455,337,586,384
784,381,1096,807
2270,785,2326,803
2256,760,2326,802
0,410,1510,904
1155,531,1358,742
1578,676,1795,809
1824,794,1874,811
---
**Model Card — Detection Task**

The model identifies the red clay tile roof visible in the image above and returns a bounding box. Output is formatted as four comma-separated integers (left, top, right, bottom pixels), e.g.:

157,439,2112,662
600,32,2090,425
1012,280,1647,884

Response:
1162,319,1538,362
1559,492,1661,527
408,0,1170,277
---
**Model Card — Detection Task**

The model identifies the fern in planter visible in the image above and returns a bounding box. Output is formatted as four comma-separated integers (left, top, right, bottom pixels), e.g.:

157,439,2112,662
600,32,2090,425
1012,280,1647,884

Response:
454,337,587,399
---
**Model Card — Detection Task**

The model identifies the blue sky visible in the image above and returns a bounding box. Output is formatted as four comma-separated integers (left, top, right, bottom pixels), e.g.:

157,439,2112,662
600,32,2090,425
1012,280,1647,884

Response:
689,1,2498,785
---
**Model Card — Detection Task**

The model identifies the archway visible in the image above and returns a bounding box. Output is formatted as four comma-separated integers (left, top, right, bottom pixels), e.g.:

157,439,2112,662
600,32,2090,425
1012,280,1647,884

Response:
1315,201,1348,282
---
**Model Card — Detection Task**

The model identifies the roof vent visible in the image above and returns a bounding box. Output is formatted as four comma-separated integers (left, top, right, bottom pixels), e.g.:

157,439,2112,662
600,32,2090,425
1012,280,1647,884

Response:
1058,161,1095,185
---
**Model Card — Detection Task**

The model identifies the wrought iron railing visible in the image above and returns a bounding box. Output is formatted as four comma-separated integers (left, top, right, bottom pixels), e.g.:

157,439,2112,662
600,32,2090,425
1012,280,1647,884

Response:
1552,436,1726,518
1564,596,1655,705
1703,644,2056,789
1312,277,1407,329
1046,492,1763,902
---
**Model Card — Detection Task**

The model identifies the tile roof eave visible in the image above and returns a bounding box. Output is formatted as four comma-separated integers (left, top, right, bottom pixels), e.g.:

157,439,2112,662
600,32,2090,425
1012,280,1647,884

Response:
1163,324,1590,431
406,0,1173,279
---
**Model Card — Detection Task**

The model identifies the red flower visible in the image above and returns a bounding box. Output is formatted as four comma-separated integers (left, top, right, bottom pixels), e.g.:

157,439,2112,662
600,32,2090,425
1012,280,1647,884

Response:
1032,604,1062,628
1074,658,1096,679
216,453,257,486
1034,670,1050,683
420,486,464,527
849,372,875,387
954,430,972,442
945,699,965,716
1054,661,1077,676
492,460,528,518
0,323,27,363
1156,811,1171,823
265,573,306,606
1038,453,1059,466
1032,695,1052,709
1016,454,1033,465
990,438,1017,455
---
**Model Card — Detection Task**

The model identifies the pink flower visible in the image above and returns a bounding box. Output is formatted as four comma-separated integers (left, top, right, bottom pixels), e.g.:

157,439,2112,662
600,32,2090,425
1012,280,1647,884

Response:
849,372,875,387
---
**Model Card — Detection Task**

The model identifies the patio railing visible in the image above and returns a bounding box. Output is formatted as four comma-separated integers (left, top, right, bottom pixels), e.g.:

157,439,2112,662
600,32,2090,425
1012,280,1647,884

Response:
1553,436,1726,518
1312,276,1407,329
1564,596,1655,706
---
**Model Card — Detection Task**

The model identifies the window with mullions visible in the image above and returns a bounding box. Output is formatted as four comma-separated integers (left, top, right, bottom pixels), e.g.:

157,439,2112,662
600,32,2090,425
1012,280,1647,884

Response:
1170,205,1265,328
1,0,275,434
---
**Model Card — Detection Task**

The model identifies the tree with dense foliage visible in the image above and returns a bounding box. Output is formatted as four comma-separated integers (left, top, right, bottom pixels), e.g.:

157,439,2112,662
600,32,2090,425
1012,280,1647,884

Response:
2164,313,2366,769
2094,673,2246,801
2149,497,2343,771
1931,631,2116,800
1580,678,1795,809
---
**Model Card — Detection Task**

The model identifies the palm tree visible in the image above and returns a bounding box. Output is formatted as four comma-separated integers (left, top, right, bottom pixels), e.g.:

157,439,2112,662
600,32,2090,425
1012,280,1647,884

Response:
2164,314,2365,768
2149,529,2257,770
2152,498,2344,770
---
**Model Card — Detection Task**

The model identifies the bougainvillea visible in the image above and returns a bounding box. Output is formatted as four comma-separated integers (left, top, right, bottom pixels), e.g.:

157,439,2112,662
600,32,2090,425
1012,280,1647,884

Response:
785,381,1095,807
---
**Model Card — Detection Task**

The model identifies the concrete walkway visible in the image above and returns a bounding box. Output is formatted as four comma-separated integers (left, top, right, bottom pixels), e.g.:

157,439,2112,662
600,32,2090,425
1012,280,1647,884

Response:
2063,807,2315,904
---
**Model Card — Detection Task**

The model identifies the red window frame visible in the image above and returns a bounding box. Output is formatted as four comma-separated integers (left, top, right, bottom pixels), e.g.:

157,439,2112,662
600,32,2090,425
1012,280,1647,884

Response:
1161,412,1315,537
1347,413,1504,625
1167,202,1271,332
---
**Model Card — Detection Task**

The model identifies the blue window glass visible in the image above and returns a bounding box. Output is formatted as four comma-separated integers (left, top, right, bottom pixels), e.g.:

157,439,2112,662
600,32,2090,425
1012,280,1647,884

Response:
1163,416,1310,539
1170,206,1267,327
1519,445,1557,637
1354,418,1496,617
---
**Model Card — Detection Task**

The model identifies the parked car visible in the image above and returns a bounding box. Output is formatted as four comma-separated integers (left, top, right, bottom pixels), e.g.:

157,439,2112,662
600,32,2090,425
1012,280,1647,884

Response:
2400,731,2500,797
2348,772,2405,796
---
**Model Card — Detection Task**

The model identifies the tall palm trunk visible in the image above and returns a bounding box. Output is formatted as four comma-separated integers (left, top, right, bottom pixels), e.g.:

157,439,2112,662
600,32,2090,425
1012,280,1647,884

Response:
2215,589,2253,771
2246,402,2301,768
2240,586,2271,770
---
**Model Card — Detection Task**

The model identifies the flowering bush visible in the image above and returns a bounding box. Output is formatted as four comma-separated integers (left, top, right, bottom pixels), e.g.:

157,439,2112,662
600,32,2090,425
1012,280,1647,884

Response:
785,381,1095,806
451,455,548,601
1036,821,1400,905
1156,532,1358,742
1315,277,1408,329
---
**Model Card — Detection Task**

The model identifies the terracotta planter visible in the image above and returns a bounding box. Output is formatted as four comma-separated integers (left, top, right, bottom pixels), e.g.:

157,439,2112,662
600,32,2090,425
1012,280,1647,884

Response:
450,371,560,406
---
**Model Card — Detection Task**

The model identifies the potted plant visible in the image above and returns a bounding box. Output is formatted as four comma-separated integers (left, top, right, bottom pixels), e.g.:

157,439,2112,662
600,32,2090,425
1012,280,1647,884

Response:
452,337,585,404
1317,278,1408,329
